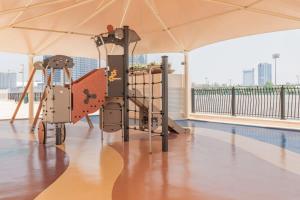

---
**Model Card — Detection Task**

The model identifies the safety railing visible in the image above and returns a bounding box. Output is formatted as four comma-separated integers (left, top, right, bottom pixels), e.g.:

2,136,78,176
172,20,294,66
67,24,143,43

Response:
191,86,300,120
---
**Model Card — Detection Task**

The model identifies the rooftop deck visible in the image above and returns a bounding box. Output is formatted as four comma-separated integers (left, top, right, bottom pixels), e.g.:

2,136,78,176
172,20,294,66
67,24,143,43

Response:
1,119,300,200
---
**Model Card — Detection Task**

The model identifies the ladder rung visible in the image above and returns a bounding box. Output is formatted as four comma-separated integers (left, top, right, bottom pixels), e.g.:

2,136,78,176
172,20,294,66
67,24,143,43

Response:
103,123,122,126
152,133,162,136
151,112,161,114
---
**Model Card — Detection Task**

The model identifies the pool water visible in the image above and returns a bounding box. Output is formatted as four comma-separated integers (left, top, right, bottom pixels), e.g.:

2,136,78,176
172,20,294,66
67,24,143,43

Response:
177,120,300,154
84,116,300,154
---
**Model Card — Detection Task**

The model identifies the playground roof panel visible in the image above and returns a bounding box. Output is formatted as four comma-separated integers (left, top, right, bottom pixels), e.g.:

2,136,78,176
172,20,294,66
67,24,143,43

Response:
0,0,300,58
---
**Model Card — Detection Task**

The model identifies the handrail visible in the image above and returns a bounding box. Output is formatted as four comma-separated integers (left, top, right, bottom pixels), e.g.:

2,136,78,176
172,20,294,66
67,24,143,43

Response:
192,86,300,120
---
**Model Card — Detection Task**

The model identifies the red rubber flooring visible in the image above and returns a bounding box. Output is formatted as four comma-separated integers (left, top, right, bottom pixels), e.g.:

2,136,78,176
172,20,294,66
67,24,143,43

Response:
0,123,69,200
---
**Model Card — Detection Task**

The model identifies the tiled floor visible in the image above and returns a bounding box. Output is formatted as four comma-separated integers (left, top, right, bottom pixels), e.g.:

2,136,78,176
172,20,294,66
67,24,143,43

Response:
1,119,300,200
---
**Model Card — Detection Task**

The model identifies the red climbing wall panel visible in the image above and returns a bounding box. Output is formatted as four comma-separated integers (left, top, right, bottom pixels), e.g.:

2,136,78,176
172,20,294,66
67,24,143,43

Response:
71,69,106,124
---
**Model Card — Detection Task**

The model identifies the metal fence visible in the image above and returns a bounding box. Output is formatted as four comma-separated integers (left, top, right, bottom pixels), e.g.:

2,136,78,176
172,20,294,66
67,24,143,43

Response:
191,86,300,120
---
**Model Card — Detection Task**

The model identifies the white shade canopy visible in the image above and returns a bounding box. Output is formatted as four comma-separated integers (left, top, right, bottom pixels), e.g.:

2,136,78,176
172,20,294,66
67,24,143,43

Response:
1,0,300,58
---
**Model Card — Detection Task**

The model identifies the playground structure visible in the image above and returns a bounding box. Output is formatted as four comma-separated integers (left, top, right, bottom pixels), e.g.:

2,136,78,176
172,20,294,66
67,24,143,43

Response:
10,25,189,152
37,55,106,145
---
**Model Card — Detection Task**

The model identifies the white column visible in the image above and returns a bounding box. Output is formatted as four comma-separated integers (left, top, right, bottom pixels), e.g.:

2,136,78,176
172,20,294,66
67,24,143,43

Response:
183,51,191,118
28,55,34,123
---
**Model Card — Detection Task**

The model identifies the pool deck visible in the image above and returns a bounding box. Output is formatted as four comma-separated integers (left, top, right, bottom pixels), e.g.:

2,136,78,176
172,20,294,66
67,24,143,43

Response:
190,113,300,131
1,119,300,200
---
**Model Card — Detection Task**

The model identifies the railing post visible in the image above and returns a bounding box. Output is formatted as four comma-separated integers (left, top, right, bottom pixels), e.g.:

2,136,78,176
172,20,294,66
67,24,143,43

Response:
231,87,236,116
191,88,195,113
280,85,285,120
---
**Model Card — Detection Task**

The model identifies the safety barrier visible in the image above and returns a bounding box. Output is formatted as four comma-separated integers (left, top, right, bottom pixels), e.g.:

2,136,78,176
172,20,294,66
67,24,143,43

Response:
191,86,300,120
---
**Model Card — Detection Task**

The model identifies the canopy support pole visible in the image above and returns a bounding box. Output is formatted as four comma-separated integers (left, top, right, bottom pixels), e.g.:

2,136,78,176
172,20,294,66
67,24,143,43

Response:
183,51,191,119
28,55,34,123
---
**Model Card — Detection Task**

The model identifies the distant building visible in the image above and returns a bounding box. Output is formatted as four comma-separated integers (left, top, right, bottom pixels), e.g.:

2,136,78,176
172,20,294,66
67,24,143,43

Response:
129,54,147,65
0,72,17,89
42,56,98,83
43,69,62,84
258,63,272,86
72,57,98,80
42,55,62,84
243,68,255,86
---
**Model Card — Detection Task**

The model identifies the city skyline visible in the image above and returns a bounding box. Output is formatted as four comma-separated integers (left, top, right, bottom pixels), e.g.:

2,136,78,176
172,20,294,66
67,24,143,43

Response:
188,29,300,85
1,29,300,86
42,55,98,84
242,62,275,86
129,54,148,65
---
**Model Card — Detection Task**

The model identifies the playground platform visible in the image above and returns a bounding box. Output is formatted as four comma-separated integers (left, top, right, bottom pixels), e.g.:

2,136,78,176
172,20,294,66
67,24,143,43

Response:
1,119,300,200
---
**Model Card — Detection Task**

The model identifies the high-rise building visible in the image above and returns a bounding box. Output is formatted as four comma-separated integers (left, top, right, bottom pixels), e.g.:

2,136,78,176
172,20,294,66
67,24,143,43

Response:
42,56,62,84
129,54,147,65
258,63,272,86
42,56,98,83
72,57,98,80
0,72,17,89
243,68,255,86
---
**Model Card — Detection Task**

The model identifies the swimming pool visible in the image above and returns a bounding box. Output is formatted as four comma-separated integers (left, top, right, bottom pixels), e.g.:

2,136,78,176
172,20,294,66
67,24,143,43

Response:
85,116,300,154
177,120,300,154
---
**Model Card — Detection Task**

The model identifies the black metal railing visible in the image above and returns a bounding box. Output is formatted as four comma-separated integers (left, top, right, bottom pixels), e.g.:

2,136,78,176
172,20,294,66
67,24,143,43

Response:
8,92,43,102
192,86,300,120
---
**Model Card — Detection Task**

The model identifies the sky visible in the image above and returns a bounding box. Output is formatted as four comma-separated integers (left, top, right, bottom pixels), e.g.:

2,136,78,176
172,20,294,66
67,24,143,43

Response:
148,28,300,86
1,28,300,86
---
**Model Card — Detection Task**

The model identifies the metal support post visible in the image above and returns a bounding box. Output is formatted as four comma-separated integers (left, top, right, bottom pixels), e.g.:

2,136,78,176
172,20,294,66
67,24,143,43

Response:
161,56,168,152
148,68,153,153
123,25,130,142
